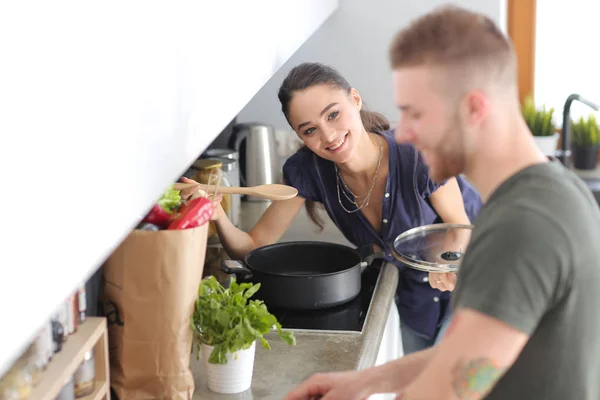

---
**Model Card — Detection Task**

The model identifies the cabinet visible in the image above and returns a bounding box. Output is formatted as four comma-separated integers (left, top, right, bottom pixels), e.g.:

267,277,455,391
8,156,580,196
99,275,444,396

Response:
370,304,402,400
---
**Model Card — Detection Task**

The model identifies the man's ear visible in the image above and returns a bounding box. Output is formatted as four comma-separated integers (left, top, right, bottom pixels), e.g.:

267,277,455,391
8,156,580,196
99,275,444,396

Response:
461,89,489,128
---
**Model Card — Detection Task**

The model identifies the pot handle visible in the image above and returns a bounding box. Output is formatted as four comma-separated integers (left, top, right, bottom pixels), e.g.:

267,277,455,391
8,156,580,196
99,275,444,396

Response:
221,260,253,276
356,244,386,272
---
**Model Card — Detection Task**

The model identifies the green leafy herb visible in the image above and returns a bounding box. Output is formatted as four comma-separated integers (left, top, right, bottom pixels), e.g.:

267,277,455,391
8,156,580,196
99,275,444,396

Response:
190,276,296,365
157,184,182,213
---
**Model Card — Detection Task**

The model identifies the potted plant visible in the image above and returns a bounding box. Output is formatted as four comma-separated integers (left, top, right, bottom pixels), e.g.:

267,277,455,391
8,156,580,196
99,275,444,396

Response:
571,113,600,170
191,276,296,394
522,95,559,157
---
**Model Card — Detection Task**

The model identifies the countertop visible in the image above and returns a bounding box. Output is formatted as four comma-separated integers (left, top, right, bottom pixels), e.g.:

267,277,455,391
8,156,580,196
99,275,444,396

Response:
573,164,600,181
193,200,399,399
191,262,398,400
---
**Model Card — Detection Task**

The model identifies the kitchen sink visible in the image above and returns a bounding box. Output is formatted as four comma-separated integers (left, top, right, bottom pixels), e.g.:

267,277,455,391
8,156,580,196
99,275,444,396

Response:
555,93,600,206
582,177,600,205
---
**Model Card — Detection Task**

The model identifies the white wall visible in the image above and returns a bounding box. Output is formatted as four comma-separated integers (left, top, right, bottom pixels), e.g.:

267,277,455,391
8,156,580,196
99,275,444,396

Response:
237,0,506,131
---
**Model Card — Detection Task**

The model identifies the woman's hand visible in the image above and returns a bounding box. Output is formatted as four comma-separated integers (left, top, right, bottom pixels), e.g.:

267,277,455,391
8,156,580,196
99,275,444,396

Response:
179,177,224,221
180,177,203,199
428,272,457,292
427,225,469,292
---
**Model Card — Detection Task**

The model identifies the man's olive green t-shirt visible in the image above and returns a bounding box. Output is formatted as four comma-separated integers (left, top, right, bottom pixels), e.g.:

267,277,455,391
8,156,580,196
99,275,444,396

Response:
451,161,600,399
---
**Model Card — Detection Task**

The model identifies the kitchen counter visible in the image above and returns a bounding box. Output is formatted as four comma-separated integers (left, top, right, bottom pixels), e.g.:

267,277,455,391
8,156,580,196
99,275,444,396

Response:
573,164,600,180
193,200,400,399
226,200,355,246
190,261,398,400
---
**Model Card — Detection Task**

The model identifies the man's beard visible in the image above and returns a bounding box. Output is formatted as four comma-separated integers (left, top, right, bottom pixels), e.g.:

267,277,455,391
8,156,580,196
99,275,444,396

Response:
429,150,465,183
428,118,466,183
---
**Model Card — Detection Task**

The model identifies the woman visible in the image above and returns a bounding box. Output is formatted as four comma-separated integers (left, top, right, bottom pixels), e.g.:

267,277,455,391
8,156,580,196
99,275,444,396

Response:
183,62,482,353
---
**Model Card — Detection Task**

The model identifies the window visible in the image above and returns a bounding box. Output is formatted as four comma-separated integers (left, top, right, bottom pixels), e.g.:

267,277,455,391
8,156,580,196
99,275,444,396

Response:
535,1,600,125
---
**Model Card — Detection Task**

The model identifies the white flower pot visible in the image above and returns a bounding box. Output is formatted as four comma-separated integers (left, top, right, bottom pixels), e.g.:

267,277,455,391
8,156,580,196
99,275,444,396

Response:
533,132,560,157
201,342,256,394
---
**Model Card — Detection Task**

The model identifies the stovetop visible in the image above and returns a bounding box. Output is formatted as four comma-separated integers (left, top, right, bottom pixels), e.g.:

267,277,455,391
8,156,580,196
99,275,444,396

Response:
266,261,383,333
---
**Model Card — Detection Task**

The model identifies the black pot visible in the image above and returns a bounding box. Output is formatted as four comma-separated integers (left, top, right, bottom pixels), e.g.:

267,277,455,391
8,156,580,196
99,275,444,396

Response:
572,144,599,170
221,241,381,310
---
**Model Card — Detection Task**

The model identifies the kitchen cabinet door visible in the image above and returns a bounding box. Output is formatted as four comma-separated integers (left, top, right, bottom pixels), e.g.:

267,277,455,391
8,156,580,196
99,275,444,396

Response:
0,0,338,377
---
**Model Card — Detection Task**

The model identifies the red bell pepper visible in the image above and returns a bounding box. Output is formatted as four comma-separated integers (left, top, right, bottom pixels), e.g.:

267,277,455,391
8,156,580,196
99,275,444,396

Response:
167,197,214,230
142,185,183,229
142,204,172,229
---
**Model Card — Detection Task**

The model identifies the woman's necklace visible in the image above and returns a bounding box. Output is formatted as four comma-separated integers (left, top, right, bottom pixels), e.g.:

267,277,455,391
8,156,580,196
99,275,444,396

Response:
335,134,383,214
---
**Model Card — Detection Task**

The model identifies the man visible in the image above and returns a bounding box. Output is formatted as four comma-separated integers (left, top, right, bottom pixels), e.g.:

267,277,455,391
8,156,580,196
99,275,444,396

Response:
285,5,600,400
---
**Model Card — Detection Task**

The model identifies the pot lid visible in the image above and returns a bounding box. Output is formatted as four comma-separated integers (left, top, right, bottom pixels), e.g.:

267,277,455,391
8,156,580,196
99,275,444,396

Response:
391,223,473,273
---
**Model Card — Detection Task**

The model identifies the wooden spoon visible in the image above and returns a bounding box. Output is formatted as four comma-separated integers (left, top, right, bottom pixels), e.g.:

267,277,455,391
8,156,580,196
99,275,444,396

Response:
172,182,298,201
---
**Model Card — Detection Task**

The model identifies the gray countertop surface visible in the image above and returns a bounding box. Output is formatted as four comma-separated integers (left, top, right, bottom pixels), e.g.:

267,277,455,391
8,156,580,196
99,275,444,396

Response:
193,201,399,399
573,164,600,180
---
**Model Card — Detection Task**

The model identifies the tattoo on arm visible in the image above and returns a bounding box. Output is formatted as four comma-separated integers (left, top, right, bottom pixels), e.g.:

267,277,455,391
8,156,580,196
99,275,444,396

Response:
451,358,504,400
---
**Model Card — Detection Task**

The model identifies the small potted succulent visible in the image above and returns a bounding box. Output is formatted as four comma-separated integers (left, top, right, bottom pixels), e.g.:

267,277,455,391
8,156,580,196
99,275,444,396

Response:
571,113,600,170
191,276,296,394
522,95,559,157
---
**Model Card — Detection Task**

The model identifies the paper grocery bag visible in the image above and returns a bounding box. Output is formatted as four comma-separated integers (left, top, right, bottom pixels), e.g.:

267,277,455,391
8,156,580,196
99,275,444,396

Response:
101,223,208,399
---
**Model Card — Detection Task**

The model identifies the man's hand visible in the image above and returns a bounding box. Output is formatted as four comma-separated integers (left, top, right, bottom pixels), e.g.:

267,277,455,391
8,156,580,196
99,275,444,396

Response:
284,370,383,400
285,348,437,400
429,272,457,291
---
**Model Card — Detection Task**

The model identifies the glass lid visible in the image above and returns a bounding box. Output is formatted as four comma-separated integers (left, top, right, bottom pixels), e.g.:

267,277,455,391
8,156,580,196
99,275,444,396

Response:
392,223,473,273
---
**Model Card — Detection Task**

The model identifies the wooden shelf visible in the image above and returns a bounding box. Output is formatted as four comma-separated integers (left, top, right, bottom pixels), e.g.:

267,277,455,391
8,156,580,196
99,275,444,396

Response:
81,380,109,400
30,317,110,400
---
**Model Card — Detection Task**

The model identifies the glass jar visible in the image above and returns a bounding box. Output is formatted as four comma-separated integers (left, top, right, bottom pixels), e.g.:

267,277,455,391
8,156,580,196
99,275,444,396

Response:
218,159,240,227
190,159,231,238
73,351,95,398
200,151,242,228
33,330,47,374
0,358,33,399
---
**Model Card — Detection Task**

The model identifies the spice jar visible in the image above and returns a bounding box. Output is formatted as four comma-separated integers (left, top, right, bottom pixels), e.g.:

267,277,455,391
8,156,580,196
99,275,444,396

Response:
66,293,78,335
51,317,65,354
56,303,69,343
73,351,95,398
77,285,87,324
24,344,40,388
43,322,54,365
33,322,53,370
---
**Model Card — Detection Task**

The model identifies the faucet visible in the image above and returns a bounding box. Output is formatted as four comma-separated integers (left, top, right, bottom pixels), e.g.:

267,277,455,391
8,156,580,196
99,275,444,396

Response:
557,93,600,167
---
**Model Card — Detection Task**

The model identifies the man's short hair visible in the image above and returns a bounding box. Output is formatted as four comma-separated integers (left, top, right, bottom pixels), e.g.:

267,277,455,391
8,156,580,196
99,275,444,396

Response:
389,5,517,90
